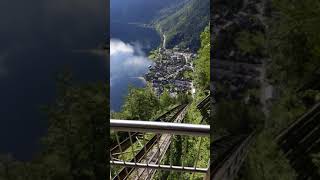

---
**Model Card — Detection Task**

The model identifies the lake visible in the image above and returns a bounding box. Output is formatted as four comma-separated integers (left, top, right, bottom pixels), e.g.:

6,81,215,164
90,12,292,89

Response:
0,0,106,160
110,21,160,111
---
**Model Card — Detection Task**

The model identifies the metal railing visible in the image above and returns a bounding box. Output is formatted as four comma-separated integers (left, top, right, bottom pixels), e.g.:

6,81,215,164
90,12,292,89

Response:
110,119,210,180
111,120,210,136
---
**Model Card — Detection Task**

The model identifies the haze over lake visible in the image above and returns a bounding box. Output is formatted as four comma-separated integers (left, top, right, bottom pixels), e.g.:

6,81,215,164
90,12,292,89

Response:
110,21,160,111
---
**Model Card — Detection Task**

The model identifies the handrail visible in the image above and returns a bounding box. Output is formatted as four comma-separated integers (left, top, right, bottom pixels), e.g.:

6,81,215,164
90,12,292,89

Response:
110,119,210,136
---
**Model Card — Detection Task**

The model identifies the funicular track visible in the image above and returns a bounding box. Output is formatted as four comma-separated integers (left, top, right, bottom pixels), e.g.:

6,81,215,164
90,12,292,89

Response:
110,104,186,157
208,102,320,180
276,102,320,180
111,104,188,180
209,132,256,180
197,95,211,122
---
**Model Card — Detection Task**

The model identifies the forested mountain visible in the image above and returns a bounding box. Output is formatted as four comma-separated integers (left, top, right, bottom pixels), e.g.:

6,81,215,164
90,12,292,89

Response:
153,0,210,51
111,0,209,52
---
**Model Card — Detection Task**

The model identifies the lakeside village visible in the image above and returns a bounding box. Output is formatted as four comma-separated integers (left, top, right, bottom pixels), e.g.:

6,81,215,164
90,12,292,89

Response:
144,47,197,97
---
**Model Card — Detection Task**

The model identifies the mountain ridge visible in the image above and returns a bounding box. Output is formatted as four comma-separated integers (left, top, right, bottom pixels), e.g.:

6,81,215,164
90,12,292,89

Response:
110,0,209,52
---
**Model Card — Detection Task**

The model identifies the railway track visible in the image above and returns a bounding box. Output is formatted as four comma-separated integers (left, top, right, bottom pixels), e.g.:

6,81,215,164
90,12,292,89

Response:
110,105,185,157
111,104,188,180
276,102,320,179
208,102,320,180
197,95,211,122
210,132,255,180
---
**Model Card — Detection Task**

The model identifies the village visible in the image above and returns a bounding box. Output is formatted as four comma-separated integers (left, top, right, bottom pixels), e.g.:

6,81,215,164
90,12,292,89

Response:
145,47,197,97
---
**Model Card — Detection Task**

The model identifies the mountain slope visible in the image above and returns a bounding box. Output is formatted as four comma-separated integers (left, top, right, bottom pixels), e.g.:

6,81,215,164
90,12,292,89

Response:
153,0,210,51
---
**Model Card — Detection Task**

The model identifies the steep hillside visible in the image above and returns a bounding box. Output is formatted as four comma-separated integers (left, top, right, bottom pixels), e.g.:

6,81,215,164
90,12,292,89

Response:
111,0,209,51
153,0,210,51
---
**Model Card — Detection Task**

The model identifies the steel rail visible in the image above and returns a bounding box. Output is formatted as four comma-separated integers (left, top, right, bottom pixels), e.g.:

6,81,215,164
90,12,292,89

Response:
111,132,140,155
132,104,189,180
111,161,208,173
111,104,192,179
110,120,210,136
110,104,184,156
276,102,320,142
196,95,210,109
211,131,256,180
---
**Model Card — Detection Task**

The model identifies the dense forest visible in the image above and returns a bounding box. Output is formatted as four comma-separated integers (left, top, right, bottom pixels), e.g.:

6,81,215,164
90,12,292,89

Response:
153,0,210,51
111,0,209,52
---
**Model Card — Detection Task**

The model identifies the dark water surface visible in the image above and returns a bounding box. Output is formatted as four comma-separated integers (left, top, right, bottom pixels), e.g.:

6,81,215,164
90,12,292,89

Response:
0,0,107,160
111,21,161,51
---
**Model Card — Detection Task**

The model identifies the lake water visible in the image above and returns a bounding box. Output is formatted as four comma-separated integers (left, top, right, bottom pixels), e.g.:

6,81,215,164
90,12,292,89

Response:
110,21,160,111
0,0,106,160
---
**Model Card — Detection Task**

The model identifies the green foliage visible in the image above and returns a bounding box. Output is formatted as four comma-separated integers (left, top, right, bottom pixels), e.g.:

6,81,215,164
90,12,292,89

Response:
154,0,210,51
216,101,265,135
42,76,108,179
148,49,159,60
183,70,193,80
239,131,297,180
160,89,174,109
265,0,320,130
157,91,209,179
120,85,160,120
176,93,192,105
235,31,266,55
112,85,177,120
268,0,320,87
153,76,209,180
194,25,210,91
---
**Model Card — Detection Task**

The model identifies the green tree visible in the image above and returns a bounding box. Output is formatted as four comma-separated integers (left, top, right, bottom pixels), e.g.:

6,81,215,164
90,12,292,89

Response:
235,31,266,55
121,85,160,120
159,89,174,109
194,25,210,91
40,73,108,180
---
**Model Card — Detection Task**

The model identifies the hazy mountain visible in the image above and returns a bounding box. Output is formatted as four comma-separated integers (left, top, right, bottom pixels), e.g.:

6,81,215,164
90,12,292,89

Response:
110,0,209,51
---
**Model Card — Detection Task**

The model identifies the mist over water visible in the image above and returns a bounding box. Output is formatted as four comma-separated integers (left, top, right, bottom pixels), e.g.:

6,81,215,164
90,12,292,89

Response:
110,16,161,112
110,39,152,111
